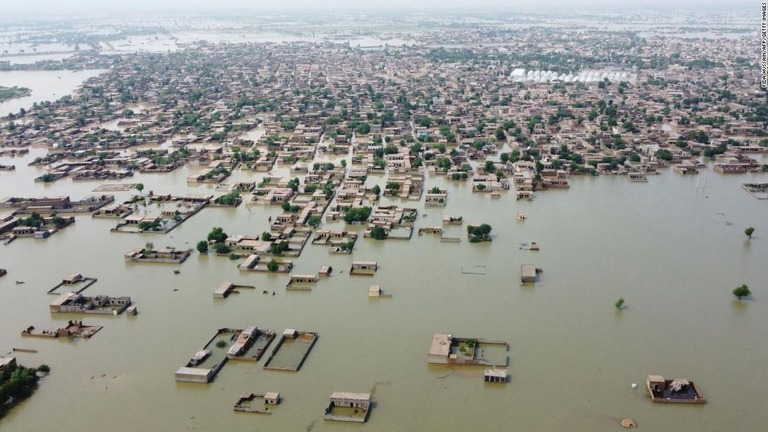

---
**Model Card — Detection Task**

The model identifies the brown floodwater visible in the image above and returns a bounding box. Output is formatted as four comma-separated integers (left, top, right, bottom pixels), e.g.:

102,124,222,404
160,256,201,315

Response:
0,108,767,431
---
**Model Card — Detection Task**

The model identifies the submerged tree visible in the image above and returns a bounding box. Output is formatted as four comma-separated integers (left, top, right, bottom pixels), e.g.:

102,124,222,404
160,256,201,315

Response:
615,298,625,310
207,227,228,243
51,214,67,229
267,259,279,272
307,215,322,227
0,362,42,413
467,224,492,242
343,206,372,224
745,227,755,240
371,226,388,240
213,243,231,254
733,284,752,300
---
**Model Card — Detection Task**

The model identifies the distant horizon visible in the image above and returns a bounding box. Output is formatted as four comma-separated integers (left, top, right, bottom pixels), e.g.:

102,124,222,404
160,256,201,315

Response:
0,0,757,20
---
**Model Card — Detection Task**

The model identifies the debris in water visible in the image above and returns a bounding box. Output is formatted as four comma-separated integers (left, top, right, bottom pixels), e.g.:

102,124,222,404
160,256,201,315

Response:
621,418,637,428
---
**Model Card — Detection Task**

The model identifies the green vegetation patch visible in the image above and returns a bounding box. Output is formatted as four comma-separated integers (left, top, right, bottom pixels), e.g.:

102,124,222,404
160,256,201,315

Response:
0,86,31,103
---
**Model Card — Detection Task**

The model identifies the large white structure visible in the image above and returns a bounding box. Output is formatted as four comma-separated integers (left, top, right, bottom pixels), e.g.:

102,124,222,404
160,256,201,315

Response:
509,68,636,83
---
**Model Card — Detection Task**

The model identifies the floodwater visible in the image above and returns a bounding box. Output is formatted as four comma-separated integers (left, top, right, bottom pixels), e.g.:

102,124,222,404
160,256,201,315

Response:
0,141,766,431
331,37,416,48
0,69,105,117
0,53,74,65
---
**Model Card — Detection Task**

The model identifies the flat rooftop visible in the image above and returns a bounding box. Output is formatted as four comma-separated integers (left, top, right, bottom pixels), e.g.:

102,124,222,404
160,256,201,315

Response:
521,264,536,279
428,333,451,357
175,366,212,376
331,392,372,401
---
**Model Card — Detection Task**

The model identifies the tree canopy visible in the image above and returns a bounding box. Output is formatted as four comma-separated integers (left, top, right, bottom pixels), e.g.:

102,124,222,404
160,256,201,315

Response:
467,224,492,242
207,227,228,243
745,227,755,239
343,207,372,224
371,226,388,240
0,362,42,416
733,284,752,300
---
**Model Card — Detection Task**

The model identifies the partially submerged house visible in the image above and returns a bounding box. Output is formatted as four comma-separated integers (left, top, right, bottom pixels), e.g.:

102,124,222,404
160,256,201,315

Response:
49,292,132,315
484,368,508,383
427,333,508,366
234,392,281,414
646,375,705,404
350,261,377,276
521,264,540,283
263,329,318,371
324,392,372,423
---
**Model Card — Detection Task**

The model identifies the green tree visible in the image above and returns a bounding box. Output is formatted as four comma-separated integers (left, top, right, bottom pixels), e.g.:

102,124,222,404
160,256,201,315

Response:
271,241,289,255
307,215,322,227
196,241,208,253
138,219,161,231
0,362,40,408
655,149,673,161
467,224,492,242
21,213,44,228
281,202,300,213
745,227,755,239
267,259,279,272
213,243,231,254
733,284,752,300
371,226,388,240
615,298,625,310
135,183,144,193
434,156,450,171
343,207,372,224
484,160,495,173
214,191,241,206
51,215,67,229
207,227,228,243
